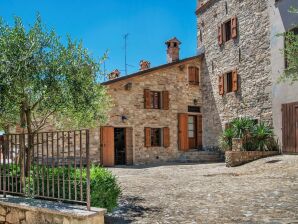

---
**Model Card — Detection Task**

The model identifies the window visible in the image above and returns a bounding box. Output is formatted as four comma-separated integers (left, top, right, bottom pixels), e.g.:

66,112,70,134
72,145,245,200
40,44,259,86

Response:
226,72,233,93
188,67,200,84
218,70,238,95
144,89,169,110
151,128,162,147
188,117,195,138
218,16,238,46
188,106,201,113
224,20,232,42
150,91,161,109
285,27,298,68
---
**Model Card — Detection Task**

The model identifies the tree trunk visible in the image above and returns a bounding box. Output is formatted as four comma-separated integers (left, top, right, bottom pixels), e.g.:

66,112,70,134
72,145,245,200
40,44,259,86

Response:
19,102,26,193
25,107,33,177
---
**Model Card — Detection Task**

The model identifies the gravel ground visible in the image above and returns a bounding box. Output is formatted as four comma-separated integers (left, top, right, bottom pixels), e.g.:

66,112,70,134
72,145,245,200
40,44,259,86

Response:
105,155,298,224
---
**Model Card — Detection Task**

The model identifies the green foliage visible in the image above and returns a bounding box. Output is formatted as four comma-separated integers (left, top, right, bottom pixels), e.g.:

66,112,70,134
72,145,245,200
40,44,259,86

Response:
230,117,254,139
219,117,277,152
3,165,121,212
219,128,234,151
278,7,297,84
252,122,274,151
0,15,111,132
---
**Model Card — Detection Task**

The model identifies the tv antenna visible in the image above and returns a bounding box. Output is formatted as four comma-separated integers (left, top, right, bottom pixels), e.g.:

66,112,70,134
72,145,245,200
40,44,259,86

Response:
123,33,129,75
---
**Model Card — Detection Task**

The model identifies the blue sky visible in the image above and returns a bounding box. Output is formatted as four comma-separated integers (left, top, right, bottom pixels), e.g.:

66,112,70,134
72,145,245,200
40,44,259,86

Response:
0,0,198,79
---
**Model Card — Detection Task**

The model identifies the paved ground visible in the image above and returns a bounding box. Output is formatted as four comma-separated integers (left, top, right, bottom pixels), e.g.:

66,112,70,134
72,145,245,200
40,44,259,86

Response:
105,155,298,224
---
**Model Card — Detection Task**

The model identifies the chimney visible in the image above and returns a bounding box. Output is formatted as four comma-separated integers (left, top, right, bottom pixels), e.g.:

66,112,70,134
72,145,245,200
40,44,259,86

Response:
139,60,151,71
165,37,181,63
108,69,120,80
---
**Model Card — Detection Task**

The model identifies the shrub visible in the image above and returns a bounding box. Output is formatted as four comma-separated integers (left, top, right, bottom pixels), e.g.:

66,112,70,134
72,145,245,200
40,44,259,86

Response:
219,117,276,152
25,165,121,212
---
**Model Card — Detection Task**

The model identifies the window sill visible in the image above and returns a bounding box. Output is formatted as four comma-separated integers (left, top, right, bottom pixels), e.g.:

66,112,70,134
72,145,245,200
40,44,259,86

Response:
189,82,200,86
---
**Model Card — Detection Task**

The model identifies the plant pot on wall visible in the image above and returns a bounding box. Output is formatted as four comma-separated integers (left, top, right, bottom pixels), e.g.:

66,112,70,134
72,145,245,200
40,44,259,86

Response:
232,138,243,151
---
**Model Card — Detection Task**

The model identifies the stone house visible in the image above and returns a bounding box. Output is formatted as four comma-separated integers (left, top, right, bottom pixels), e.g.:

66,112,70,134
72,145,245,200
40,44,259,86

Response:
196,0,298,153
100,38,214,166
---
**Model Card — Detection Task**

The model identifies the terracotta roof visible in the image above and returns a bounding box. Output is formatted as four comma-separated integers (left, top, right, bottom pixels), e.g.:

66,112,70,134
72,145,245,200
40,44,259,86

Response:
101,54,204,85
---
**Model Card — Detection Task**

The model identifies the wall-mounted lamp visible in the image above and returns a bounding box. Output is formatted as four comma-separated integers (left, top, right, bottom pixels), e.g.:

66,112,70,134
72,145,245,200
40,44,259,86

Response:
121,115,128,122
193,99,198,105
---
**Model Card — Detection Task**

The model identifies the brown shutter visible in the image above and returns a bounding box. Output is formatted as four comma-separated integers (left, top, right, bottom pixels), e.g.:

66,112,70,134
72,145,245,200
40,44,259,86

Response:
188,67,195,82
231,16,238,39
144,127,151,147
232,70,238,92
162,91,169,110
195,67,200,83
197,114,203,148
100,127,115,167
163,127,170,148
178,113,189,151
144,89,151,109
218,75,224,95
218,24,223,46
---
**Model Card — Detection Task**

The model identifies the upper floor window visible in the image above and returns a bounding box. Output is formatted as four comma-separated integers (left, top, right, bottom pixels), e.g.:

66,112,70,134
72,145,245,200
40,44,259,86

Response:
218,70,238,95
218,16,238,46
144,89,169,110
150,91,161,109
188,66,200,84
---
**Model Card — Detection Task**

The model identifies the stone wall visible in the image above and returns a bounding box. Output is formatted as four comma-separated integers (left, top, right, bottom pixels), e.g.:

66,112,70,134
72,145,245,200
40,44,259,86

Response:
225,151,280,167
104,58,203,164
0,196,105,224
197,0,273,149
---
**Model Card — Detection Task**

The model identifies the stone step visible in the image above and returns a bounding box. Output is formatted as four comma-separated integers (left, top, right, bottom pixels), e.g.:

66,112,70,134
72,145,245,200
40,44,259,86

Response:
176,150,224,163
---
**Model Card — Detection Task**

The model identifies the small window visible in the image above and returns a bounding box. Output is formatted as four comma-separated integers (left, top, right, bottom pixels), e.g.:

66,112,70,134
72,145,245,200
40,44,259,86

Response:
151,128,162,147
223,20,232,42
188,106,201,113
188,67,200,84
150,91,161,109
226,72,233,93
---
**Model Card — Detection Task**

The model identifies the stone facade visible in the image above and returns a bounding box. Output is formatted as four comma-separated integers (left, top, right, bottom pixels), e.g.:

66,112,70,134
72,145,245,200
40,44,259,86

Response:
197,0,273,149
103,57,203,164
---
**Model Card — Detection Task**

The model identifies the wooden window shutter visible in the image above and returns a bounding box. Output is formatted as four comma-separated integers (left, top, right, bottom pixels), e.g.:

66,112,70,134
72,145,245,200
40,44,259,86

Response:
218,75,224,95
232,70,238,92
231,16,238,39
218,24,223,46
178,113,189,151
195,67,200,83
196,114,203,148
163,127,170,148
162,91,169,110
144,127,151,147
144,89,151,109
188,67,195,82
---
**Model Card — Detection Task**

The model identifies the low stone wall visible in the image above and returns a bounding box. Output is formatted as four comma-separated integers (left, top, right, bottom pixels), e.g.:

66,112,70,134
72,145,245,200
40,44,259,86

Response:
225,151,280,167
0,196,105,224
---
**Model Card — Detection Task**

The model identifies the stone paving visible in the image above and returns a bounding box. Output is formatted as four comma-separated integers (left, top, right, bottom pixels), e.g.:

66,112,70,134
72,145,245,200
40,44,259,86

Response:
105,155,298,224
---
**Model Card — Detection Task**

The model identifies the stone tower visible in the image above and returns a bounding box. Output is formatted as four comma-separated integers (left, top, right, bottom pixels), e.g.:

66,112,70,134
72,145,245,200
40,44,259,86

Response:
165,37,181,63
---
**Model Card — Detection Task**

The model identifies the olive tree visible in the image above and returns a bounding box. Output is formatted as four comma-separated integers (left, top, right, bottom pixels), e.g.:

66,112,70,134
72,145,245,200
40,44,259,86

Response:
0,16,111,181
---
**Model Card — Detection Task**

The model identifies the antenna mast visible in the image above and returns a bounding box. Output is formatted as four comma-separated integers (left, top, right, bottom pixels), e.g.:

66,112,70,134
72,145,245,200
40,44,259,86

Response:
123,33,129,75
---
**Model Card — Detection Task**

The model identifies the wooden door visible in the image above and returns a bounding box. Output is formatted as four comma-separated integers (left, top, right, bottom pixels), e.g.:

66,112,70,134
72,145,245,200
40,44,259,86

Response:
178,113,189,151
282,102,298,153
100,127,115,166
188,115,197,149
125,127,133,165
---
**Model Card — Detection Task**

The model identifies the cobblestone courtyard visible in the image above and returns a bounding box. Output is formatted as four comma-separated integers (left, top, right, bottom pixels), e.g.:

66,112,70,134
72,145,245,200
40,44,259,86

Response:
105,155,298,224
